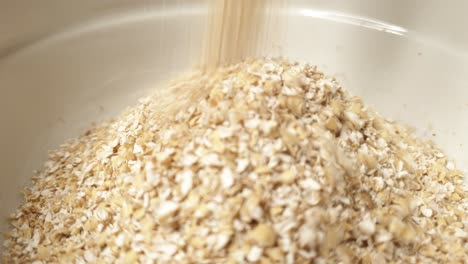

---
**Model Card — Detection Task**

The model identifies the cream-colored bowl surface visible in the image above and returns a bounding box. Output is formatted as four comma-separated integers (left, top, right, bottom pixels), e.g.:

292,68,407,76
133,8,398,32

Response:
1,0,467,249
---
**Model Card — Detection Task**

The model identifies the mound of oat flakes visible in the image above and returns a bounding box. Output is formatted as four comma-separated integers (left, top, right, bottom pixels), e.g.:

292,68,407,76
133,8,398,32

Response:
3,59,468,263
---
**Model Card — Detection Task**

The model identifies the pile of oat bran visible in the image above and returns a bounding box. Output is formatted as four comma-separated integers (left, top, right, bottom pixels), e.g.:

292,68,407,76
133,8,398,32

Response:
3,59,467,263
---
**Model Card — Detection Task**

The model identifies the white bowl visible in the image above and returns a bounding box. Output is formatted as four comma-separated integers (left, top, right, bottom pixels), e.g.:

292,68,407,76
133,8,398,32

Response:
1,0,467,248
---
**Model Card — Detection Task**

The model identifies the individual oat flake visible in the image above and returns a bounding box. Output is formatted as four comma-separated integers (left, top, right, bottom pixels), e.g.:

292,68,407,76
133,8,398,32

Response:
3,59,467,263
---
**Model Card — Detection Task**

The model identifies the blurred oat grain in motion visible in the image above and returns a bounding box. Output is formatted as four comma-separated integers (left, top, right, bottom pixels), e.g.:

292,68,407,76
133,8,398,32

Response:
201,0,285,69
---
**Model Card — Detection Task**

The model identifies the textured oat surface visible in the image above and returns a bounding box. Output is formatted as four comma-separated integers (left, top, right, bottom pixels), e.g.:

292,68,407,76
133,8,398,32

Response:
3,59,467,263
